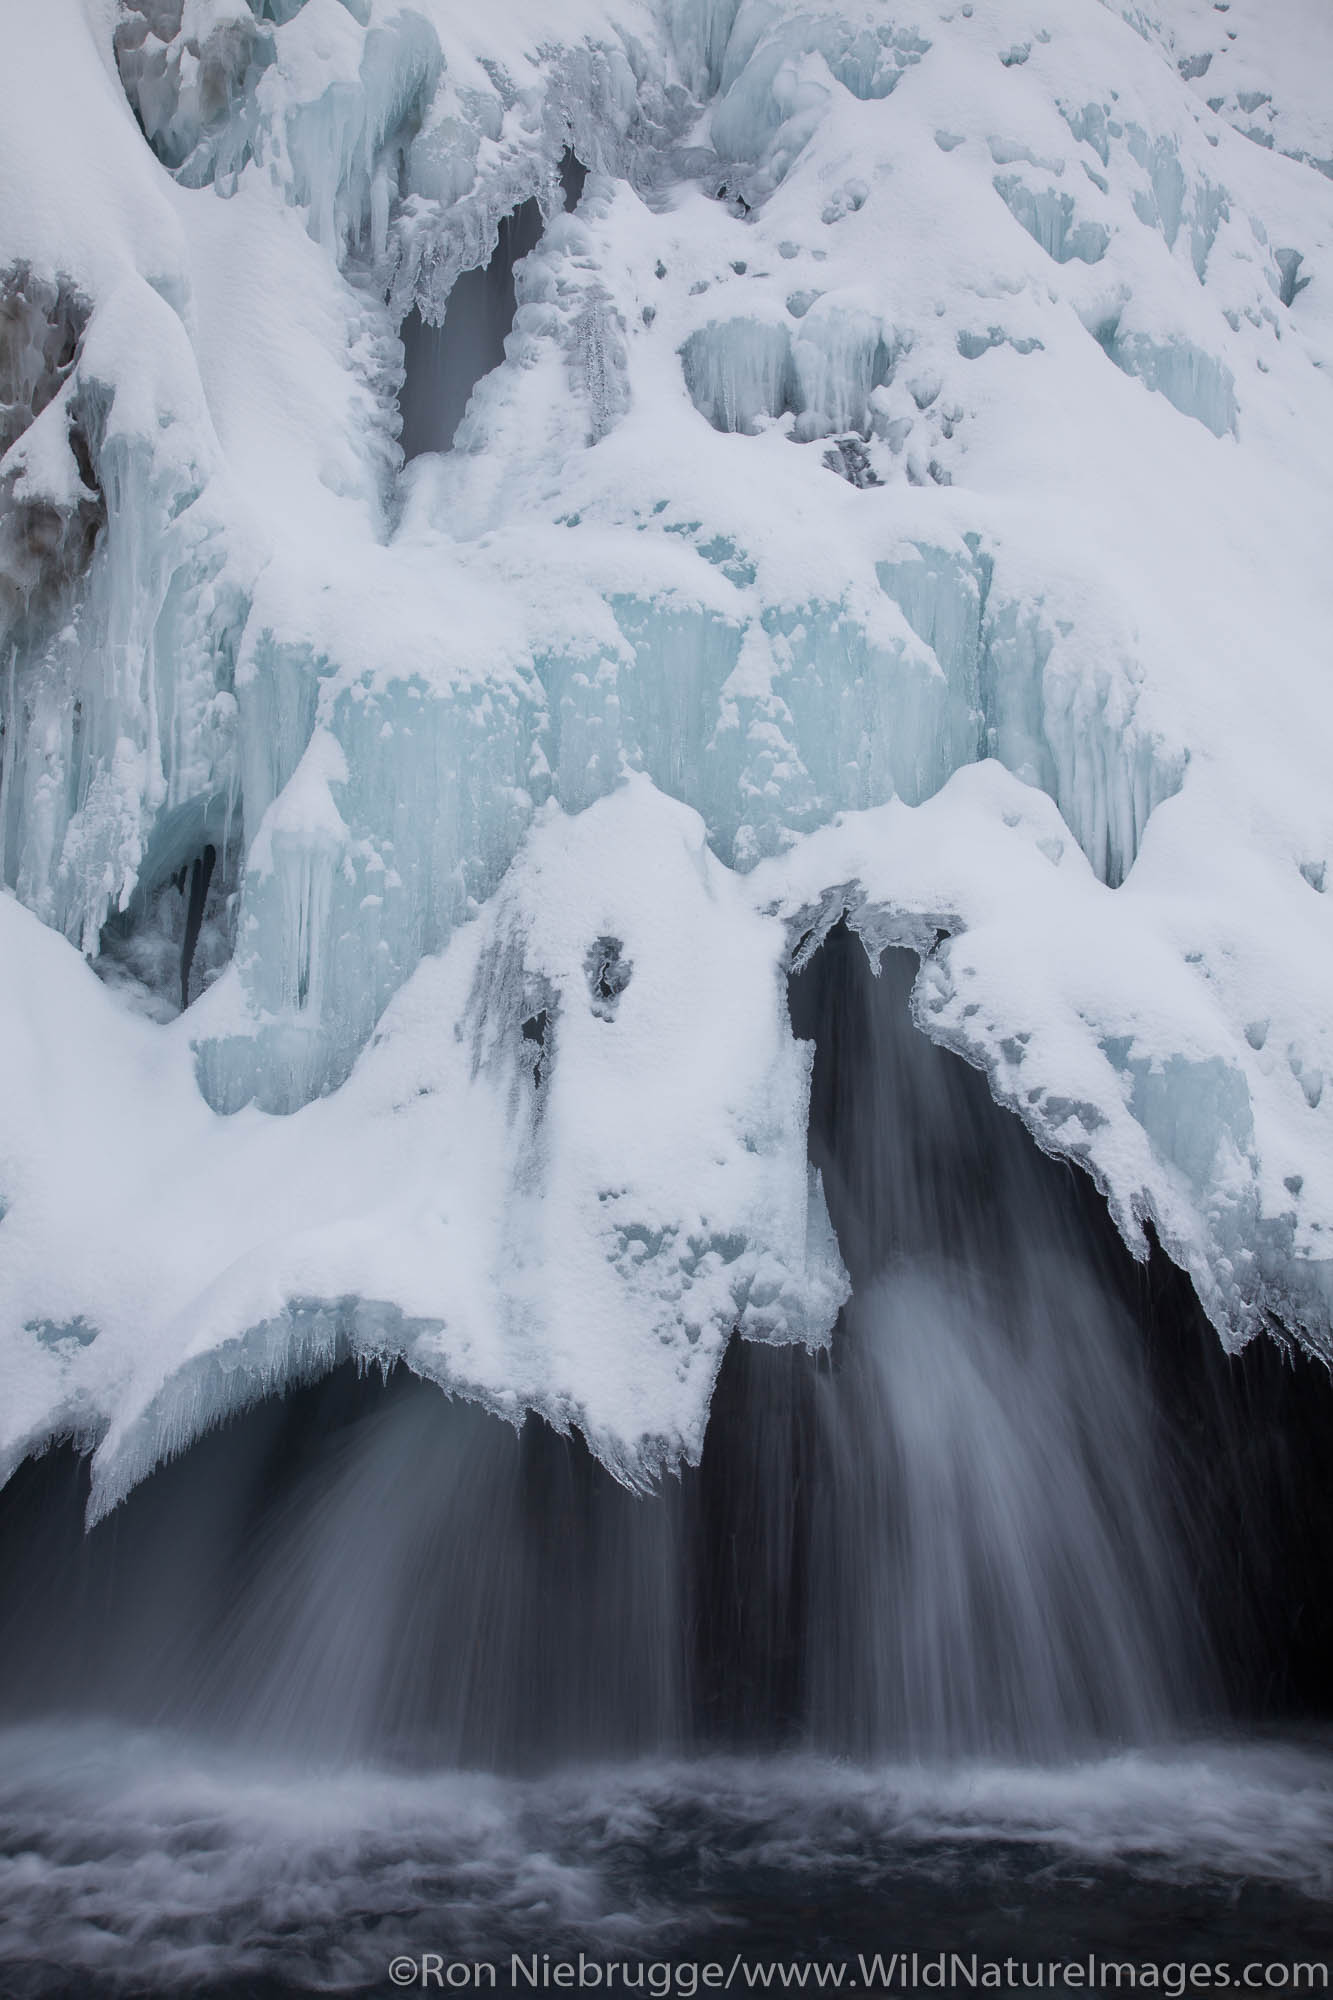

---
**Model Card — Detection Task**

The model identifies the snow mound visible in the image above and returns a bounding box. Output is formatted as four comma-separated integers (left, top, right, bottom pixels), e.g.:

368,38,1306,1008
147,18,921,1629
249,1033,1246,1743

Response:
0,781,844,1519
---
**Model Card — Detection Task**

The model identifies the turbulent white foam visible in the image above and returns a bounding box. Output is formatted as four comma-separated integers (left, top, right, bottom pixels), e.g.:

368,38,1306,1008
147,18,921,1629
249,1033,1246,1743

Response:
0,1725,1330,1992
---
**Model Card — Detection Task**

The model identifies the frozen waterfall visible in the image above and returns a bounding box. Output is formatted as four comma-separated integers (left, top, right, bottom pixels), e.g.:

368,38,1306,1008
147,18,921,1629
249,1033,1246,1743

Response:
6,0,1333,1496
3,0,1333,1983
4,925,1333,1984
4,934,1330,1768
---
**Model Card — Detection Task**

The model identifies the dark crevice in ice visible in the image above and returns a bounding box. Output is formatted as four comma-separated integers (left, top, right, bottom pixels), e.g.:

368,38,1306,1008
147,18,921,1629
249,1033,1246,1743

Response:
399,196,545,460
584,936,632,1019
180,842,217,1010
398,156,583,461
1274,248,1310,307
520,1007,549,1087
559,146,589,212
98,807,242,1020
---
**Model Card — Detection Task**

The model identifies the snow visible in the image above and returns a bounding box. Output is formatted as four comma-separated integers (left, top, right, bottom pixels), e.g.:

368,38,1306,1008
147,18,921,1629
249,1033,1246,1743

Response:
0,782,844,1517
1,0,1332,1503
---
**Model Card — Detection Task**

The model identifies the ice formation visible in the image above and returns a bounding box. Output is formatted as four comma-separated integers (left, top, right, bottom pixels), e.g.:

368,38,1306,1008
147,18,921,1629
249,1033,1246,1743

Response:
1,0,1331,1509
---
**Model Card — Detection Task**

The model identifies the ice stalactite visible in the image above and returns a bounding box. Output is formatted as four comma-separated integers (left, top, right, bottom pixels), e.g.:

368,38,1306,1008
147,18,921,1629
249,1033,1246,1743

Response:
0,249,241,984
992,176,1112,264
1091,314,1239,437
681,305,901,438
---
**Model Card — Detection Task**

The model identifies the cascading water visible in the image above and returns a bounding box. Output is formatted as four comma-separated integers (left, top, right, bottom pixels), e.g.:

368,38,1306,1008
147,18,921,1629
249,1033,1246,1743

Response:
202,1386,685,1768
811,1264,1186,1754
4,934,1333,1995
5,0,1333,1985
0,934,1210,1775
798,940,1201,1758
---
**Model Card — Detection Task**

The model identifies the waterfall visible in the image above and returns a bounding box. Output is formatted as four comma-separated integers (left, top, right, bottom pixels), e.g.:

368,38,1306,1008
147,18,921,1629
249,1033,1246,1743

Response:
795,931,1200,1757
200,1385,684,1767
0,932,1218,1767
3,931,1333,1987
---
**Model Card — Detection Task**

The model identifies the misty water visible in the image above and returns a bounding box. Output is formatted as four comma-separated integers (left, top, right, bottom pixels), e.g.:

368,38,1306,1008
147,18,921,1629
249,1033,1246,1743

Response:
2,938,1332,1991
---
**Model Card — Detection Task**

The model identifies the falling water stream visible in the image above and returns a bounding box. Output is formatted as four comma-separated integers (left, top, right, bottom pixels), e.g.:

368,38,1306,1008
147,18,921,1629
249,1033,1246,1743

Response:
1,933,1332,1991
796,931,1199,1759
